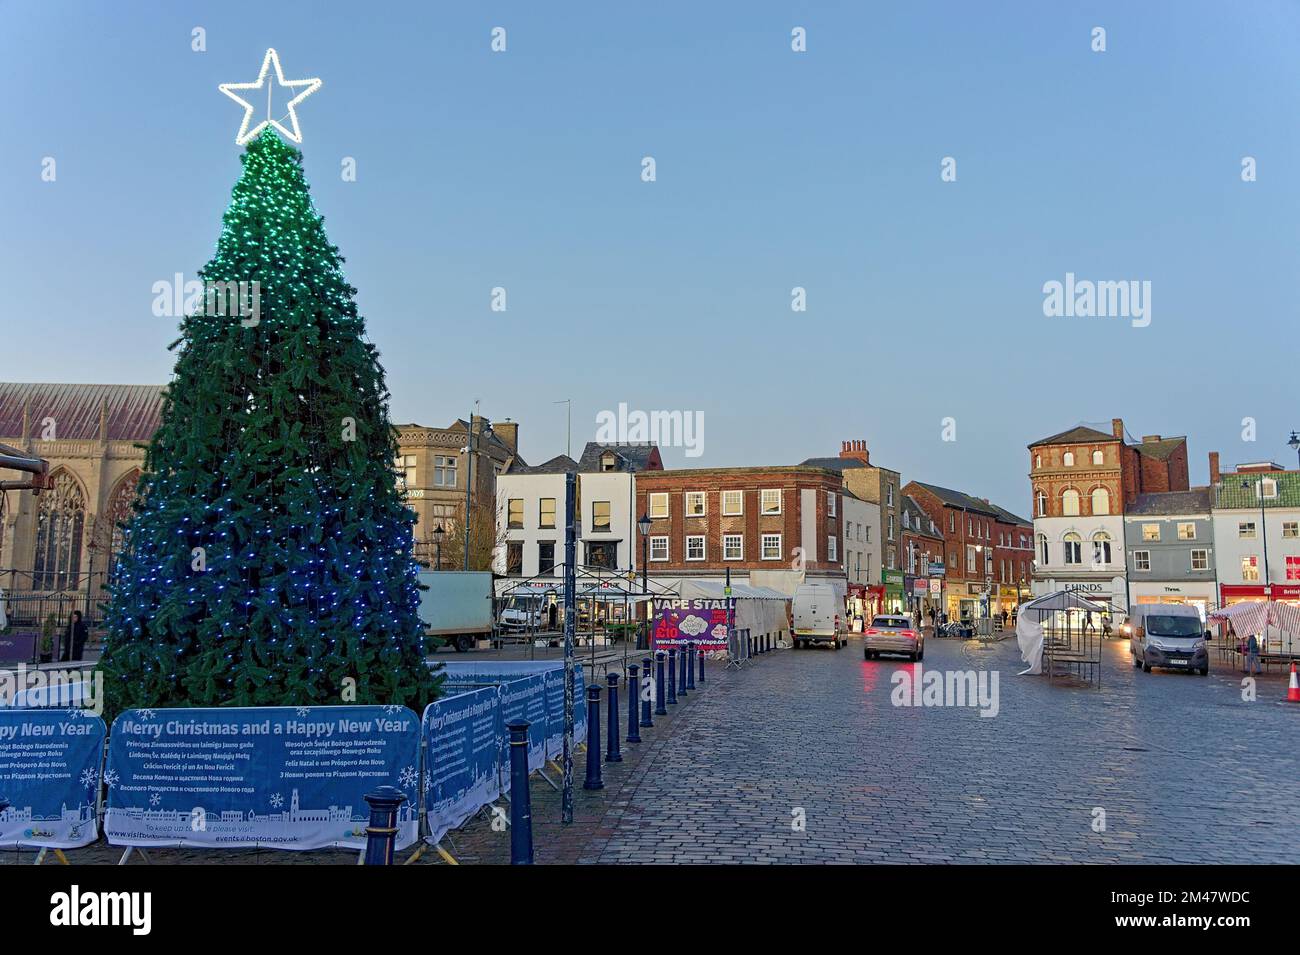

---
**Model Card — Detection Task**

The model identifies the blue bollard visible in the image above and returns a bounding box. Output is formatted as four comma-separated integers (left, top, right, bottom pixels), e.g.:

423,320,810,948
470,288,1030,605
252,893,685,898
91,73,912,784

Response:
640,656,655,727
505,719,534,864
626,664,642,742
654,651,667,716
678,641,688,696
583,684,604,789
666,648,678,705
606,672,623,762
686,642,696,690
697,645,706,684
362,786,407,865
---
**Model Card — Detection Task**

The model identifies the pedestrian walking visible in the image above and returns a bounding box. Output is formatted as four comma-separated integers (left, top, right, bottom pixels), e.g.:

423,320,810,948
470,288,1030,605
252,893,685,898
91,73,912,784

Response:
1000,608,1009,631
61,610,88,662
1245,632,1262,675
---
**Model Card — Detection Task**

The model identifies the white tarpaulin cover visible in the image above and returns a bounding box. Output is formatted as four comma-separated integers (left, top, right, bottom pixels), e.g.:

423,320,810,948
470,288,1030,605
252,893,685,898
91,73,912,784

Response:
1016,615,1044,675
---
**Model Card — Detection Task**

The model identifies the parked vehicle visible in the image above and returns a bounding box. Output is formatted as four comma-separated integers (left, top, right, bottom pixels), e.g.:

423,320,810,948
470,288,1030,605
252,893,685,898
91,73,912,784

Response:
417,570,495,652
498,596,543,632
864,614,924,660
1128,603,1209,675
792,582,845,649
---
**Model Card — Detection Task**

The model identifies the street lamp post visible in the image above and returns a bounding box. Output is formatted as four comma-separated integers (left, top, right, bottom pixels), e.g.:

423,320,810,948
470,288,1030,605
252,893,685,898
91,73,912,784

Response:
433,524,445,570
637,513,651,650
1243,478,1271,598
1289,430,1300,470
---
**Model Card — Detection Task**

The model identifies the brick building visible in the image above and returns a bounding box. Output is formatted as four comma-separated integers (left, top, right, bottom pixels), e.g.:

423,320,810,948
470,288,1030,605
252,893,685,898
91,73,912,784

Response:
800,439,902,607
900,495,945,618
903,481,1032,622
634,465,847,594
1028,417,1189,616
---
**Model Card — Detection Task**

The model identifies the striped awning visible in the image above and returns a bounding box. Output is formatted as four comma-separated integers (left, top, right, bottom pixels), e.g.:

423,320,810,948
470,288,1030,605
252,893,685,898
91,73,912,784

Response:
1208,600,1300,636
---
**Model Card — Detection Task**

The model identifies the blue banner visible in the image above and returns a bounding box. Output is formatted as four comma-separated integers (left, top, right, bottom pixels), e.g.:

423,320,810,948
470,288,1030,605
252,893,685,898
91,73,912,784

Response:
421,687,501,845
439,660,586,751
104,705,420,851
497,674,547,785
0,708,104,849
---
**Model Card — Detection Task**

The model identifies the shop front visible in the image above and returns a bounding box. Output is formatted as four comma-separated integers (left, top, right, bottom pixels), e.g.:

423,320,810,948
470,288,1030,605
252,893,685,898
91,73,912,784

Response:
882,570,905,615
1131,581,1217,618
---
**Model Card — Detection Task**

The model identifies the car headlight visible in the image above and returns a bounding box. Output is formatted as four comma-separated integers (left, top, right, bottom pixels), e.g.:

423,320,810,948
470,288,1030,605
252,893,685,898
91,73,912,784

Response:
1192,639,1206,650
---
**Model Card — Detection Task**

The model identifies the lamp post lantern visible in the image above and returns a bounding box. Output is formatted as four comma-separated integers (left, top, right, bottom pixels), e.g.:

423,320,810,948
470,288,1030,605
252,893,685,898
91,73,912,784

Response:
1289,430,1300,470
432,524,445,570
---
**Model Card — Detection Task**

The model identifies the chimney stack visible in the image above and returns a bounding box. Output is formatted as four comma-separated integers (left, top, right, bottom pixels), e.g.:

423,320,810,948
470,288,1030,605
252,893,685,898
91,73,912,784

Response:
1209,451,1220,486
494,418,519,453
839,440,870,465
1142,435,1162,444
1111,417,1125,440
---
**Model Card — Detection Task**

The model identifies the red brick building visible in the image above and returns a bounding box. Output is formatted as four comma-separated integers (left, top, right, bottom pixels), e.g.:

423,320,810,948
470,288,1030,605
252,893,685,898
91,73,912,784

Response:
903,481,1033,622
634,466,847,590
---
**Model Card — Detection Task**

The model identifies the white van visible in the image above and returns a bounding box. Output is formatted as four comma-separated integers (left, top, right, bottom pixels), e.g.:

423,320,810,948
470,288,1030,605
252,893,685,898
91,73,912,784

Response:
792,581,844,649
1128,603,1210,675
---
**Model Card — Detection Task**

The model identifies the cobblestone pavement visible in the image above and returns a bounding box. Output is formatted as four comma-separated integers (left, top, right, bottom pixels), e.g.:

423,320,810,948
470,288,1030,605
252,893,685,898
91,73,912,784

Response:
7,635,1294,865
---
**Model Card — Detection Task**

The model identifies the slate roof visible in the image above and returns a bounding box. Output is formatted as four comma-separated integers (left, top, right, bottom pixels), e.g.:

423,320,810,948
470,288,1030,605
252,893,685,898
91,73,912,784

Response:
1127,487,1213,516
901,495,944,541
0,383,165,442
1028,425,1116,448
511,454,580,475
575,443,660,473
1214,471,1300,509
910,481,1001,517
1131,436,1187,461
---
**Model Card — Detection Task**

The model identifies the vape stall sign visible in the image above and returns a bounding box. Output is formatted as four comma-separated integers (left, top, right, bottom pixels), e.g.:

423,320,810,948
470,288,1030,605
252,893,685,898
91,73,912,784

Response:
653,598,735,650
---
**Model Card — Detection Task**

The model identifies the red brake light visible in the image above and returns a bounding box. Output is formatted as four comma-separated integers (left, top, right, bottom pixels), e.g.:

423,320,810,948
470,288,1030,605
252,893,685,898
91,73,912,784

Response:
865,628,878,635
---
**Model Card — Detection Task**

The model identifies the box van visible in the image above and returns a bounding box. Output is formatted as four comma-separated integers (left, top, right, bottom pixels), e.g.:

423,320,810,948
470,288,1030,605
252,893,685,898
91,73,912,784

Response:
792,582,845,649
1128,603,1210,675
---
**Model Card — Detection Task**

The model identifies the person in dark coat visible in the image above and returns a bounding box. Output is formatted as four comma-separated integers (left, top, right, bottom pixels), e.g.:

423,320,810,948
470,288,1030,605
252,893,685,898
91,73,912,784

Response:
61,610,88,662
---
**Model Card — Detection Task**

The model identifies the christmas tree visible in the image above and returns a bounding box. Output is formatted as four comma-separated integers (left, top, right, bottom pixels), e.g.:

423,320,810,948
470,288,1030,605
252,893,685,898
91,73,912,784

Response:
100,130,440,714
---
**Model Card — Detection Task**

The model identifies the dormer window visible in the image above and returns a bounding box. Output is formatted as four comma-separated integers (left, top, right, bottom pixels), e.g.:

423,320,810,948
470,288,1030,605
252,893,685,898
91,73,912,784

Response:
1261,478,1278,500
601,452,617,472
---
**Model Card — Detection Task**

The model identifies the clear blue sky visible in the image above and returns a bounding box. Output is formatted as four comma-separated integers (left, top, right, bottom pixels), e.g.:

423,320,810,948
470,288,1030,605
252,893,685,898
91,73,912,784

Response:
3,1,1298,514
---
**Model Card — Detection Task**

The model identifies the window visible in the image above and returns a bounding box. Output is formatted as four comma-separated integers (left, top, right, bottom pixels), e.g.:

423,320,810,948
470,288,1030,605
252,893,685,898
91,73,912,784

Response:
104,469,141,584
966,546,976,573
828,536,838,561
586,541,617,570
1261,478,1278,499
32,471,85,591
394,454,417,490
1134,550,1151,572
649,536,668,561
1177,522,1195,541
827,492,837,517
1062,489,1080,516
600,451,617,472
887,545,896,570
434,455,457,487
685,492,707,517
685,536,705,561
949,514,955,532
888,515,895,541
1091,532,1111,566
507,499,524,529
1287,555,1300,581
723,534,743,560
864,524,870,542
761,533,782,560
1283,521,1299,539
1038,534,1049,566
505,541,523,575
760,489,782,514
1063,533,1082,565
648,493,669,519
1241,555,1260,582
1034,454,1042,469
1142,523,1160,542
592,501,611,532
722,490,743,515
1092,449,1103,465
1063,451,1075,466
886,484,895,506
1238,522,1256,539
1191,549,1208,571
538,541,556,574
539,498,556,529
1091,487,1110,515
